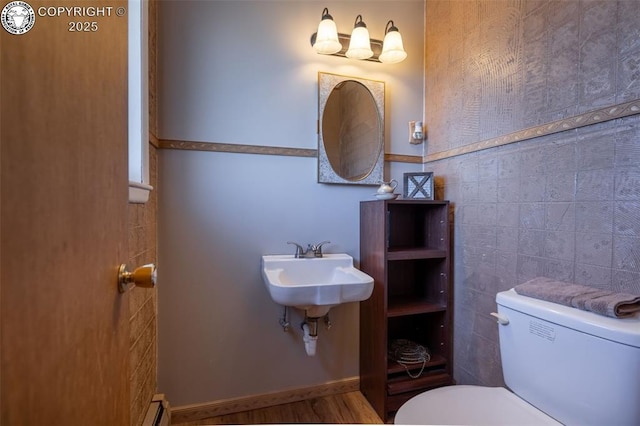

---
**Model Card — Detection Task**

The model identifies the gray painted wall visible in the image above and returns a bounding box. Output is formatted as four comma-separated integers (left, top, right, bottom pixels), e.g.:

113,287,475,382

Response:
425,0,640,386
157,1,425,406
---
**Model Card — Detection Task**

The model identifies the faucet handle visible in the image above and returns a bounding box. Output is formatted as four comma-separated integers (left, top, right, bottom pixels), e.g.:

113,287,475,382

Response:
287,241,305,258
313,241,331,257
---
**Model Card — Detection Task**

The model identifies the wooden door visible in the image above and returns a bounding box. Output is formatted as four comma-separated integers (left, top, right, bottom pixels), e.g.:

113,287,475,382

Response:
1,1,130,424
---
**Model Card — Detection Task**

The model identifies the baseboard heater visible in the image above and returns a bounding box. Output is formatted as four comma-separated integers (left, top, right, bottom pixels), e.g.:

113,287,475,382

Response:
142,394,171,426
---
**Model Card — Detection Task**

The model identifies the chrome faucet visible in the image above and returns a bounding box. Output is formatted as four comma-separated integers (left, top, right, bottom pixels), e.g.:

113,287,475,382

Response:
287,241,331,258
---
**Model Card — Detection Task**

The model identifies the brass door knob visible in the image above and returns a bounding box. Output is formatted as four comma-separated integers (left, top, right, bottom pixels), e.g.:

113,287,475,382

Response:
118,263,156,293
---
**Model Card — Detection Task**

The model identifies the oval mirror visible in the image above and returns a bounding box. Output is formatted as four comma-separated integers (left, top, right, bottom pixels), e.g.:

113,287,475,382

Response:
318,73,384,185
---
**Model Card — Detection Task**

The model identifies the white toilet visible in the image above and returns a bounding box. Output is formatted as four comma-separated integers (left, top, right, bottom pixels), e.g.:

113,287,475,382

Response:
395,288,640,425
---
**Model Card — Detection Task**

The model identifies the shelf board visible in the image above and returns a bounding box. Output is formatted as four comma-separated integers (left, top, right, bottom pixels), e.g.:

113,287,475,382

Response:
386,389,428,413
387,247,447,261
387,372,452,395
387,298,446,317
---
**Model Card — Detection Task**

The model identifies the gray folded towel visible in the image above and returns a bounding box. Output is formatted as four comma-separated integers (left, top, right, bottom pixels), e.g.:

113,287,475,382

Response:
514,277,640,318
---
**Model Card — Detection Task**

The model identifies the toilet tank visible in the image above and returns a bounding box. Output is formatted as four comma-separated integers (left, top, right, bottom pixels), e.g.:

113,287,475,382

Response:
496,289,640,426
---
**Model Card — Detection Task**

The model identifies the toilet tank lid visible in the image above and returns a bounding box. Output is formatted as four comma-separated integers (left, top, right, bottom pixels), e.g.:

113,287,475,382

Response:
497,289,640,348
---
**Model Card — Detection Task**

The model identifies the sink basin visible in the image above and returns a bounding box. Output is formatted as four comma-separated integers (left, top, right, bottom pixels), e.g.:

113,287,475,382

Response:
261,253,374,317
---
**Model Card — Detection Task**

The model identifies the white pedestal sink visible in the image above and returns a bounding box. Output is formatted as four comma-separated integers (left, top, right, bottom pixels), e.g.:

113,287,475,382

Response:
261,253,374,318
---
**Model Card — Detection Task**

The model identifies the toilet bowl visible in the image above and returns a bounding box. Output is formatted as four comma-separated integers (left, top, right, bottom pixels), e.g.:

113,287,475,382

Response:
394,385,561,425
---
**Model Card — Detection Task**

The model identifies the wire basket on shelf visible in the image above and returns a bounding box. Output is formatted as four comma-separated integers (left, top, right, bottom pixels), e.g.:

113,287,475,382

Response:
388,339,430,379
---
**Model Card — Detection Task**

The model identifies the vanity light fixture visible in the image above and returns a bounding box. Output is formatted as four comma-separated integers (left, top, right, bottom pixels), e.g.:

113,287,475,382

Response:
310,9,406,64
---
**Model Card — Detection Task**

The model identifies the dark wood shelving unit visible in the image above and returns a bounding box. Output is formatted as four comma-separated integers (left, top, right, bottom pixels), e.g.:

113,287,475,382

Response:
359,200,453,422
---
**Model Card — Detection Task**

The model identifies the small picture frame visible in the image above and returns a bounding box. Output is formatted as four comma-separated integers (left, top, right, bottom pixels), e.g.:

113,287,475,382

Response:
403,172,434,200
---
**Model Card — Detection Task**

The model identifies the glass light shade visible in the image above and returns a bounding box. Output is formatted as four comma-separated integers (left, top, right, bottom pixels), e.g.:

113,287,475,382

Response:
314,18,342,55
346,26,373,60
379,28,407,64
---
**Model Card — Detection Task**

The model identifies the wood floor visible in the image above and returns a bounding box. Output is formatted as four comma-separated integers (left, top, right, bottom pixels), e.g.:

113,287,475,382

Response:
171,391,383,425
